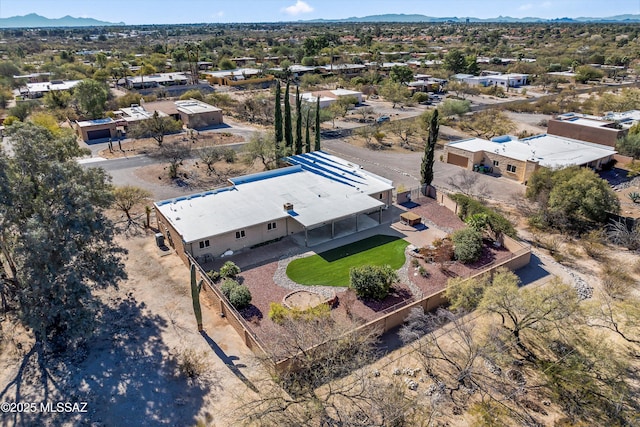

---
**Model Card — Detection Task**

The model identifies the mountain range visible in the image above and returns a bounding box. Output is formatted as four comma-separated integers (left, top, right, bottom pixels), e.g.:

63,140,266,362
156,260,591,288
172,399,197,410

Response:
0,13,124,28
307,13,640,23
1,12,639,28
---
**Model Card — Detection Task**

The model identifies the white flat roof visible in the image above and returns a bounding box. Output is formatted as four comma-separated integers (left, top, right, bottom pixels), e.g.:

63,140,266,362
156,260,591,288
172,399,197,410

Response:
26,80,80,93
448,134,616,169
155,152,393,243
175,99,221,114
127,72,188,84
330,89,362,97
557,116,615,129
204,68,262,79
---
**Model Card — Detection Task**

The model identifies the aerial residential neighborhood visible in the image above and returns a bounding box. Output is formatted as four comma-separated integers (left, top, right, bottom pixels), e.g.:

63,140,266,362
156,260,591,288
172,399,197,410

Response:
1,1,640,426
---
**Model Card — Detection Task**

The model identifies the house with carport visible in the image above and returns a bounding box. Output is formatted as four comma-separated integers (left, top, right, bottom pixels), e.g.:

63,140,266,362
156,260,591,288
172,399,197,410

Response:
154,152,394,265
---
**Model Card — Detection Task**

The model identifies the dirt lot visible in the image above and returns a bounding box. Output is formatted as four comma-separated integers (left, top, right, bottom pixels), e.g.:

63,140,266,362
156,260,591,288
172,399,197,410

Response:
0,234,264,426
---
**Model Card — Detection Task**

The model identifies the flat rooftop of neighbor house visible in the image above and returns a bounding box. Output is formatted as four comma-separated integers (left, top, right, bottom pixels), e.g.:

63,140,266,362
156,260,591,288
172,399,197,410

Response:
26,80,81,92
448,134,616,169
329,88,362,97
175,99,221,114
126,72,189,85
116,104,162,121
554,114,618,129
154,151,393,244
75,117,116,128
603,110,640,128
203,68,262,79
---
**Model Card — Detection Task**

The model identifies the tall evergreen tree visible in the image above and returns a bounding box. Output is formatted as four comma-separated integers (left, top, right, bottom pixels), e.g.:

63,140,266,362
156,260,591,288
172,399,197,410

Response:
314,96,321,151
305,109,311,153
284,80,293,150
274,80,283,144
295,86,303,155
421,109,439,194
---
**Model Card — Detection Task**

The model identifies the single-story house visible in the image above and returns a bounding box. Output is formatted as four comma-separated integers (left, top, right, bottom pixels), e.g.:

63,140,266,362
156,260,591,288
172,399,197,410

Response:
444,134,616,184
122,72,189,89
155,151,394,264
73,118,118,142
294,89,364,108
548,113,627,148
175,99,223,129
452,72,528,88
19,79,81,99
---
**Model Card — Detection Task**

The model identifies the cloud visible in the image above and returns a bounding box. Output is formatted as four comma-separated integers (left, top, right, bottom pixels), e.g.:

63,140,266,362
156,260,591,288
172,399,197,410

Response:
541,1,552,8
519,3,533,10
283,0,314,16
215,11,224,17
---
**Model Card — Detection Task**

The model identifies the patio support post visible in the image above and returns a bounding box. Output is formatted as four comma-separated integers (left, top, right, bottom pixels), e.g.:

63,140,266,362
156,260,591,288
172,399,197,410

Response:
331,221,335,238
305,228,308,247
355,214,359,231
378,207,382,224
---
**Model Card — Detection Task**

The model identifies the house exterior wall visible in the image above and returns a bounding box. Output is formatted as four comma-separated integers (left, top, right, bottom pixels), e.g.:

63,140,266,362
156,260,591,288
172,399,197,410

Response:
547,119,626,147
180,110,223,129
156,207,189,265
74,122,117,142
189,218,289,260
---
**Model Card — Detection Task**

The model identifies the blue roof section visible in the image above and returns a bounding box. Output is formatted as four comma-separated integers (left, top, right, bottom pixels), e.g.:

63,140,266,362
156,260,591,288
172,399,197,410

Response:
286,152,370,187
229,165,302,185
90,118,114,124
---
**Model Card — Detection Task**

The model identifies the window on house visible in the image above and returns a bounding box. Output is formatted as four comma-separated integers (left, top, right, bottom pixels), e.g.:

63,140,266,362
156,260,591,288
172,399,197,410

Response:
507,164,517,173
493,160,499,167
379,193,383,199
267,222,277,230
235,230,246,239
199,240,210,249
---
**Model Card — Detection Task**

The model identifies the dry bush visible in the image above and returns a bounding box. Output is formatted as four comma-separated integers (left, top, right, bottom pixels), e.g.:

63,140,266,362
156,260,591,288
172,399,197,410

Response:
174,347,207,380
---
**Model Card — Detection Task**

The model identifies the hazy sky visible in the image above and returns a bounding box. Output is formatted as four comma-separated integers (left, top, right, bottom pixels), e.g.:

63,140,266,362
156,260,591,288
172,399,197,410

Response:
1,0,639,25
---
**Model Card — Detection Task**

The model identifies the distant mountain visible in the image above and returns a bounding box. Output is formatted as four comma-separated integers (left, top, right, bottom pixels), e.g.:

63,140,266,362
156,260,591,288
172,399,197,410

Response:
307,13,640,24
0,13,124,28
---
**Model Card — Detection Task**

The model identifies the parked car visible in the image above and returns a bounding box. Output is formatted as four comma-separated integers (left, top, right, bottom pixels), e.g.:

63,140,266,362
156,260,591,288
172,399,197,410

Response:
376,115,390,124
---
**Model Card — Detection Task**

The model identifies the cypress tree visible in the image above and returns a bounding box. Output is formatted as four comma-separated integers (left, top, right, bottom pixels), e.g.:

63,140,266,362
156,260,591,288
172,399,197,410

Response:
305,109,311,153
314,96,321,151
284,80,293,150
421,109,439,194
295,86,303,155
274,80,283,144
274,80,283,164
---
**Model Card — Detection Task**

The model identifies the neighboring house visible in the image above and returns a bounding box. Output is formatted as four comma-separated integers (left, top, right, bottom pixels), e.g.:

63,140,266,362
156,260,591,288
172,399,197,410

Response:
122,72,189,89
452,72,528,88
73,118,118,142
602,110,640,130
175,99,223,129
19,79,81,99
547,113,627,148
154,152,394,265
444,134,616,184
293,89,364,108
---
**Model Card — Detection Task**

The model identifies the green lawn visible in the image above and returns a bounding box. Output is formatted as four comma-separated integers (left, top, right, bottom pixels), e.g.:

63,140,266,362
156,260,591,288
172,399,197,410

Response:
286,235,409,287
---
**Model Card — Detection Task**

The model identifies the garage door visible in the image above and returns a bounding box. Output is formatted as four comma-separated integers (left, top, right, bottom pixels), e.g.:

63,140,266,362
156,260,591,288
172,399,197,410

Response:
447,153,469,168
87,129,111,140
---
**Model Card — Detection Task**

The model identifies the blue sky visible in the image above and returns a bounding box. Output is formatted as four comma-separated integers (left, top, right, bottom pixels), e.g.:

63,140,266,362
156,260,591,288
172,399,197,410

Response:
1,0,639,24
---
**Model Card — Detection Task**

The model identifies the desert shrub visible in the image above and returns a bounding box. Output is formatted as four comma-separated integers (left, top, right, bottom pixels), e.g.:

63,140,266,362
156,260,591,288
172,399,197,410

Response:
452,228,483,263
268,302,331,324
224,148,237,163
412,92,430,103
449,193,516,238
229,285,252,310
206,270,220,282
418,265,429,278
175,348,207,379
349,264,397,300
220,279,240,299
268,302,288,324
219,261,240,278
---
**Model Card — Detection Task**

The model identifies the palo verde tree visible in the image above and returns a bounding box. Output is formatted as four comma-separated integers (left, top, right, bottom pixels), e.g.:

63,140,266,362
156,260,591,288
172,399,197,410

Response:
128,111,182,147
284,80,293,151
0,122,127,353
420,109,439,194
